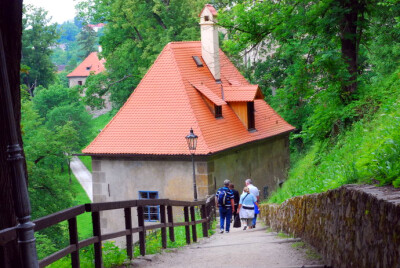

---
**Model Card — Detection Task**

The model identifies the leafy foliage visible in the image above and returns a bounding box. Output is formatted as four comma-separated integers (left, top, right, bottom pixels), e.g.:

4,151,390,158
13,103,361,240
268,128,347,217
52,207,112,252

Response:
77,25,98,58
21,82,93,257
219,0,400,145
21,5,59,94
269,71,400,203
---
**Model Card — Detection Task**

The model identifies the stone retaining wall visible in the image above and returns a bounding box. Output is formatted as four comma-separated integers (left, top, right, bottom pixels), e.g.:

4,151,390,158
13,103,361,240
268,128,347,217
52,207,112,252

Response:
260,185,400,267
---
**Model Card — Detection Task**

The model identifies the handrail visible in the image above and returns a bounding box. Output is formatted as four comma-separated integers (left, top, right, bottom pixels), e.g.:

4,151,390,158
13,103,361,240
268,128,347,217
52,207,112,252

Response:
0,195,216,268
34,205,86,231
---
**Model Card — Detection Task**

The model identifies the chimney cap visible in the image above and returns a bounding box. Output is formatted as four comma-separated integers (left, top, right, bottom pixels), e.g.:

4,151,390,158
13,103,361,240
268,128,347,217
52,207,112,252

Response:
199,4,218,17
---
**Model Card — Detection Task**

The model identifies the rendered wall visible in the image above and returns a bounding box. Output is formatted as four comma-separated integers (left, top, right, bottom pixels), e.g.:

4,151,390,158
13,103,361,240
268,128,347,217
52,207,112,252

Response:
91,158,209,240
260,185,400,267
68,76,87,87
208,134,290,199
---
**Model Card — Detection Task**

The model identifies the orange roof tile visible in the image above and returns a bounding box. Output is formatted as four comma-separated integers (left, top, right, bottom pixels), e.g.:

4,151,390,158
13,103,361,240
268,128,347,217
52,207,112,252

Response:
67,52,106,78
224,85,264,102
191,82,226,106
83,42,294,156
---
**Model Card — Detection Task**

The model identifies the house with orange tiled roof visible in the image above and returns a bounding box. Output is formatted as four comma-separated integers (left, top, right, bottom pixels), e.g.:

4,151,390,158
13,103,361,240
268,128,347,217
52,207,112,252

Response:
67,52,105,88
82,5,294,234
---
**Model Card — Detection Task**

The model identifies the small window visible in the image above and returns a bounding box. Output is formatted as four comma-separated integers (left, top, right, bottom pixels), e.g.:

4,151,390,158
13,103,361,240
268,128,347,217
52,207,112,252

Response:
192,56,203,67
214,105,222,118
78,81,83,85
86,66,91,70
247,102,255,130
139,191,159,222
204,16,210,21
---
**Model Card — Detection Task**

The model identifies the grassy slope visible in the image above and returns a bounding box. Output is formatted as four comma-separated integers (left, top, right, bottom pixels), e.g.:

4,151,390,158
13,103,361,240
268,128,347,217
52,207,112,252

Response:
69,173,92,239
269,73,400,203
78,110,116,172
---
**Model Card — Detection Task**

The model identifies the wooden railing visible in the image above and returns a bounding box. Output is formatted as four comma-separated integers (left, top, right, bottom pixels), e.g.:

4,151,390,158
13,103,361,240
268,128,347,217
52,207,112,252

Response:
0,195,216,268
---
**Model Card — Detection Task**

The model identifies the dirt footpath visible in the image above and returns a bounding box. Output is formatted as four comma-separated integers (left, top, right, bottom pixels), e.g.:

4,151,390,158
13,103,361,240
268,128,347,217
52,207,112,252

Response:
131,223,325,268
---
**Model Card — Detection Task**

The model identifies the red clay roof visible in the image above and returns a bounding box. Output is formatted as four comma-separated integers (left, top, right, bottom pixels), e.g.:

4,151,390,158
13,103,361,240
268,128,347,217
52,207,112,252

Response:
83,42,294,156
191,83,226,106
224,85,264,102
67,52,105,78
199,4,218,17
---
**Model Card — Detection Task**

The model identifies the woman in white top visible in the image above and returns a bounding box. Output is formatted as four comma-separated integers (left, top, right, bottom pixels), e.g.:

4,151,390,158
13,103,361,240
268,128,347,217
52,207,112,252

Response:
237,187,258,230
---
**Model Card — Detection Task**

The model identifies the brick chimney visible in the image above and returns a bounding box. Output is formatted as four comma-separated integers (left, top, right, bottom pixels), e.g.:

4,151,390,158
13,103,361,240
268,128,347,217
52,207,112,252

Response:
199,4,220,82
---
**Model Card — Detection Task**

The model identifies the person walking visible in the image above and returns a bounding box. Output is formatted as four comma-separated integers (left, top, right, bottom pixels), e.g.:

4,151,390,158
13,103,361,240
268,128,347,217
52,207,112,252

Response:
245,178,260,228
237,186,257,230
229,183,240,223
215,179,235,233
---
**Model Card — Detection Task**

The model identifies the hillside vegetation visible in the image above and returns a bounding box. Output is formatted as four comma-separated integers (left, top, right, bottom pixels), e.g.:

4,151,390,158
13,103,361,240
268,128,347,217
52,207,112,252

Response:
270,72,400,203
216,0,400,203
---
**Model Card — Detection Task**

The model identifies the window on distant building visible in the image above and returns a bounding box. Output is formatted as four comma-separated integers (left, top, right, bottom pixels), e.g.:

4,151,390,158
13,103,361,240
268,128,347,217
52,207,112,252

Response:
78,81,82,85
138,191,159,221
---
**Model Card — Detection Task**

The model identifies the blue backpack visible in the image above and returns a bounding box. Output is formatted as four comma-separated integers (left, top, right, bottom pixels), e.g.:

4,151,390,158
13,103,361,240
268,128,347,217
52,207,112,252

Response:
218,188,228,206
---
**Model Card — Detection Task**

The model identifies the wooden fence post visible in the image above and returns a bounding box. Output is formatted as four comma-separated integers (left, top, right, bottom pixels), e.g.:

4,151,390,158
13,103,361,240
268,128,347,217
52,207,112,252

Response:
190,206,197,242
201,205,208,238
184,207,190,244
160,205,167,248
137,206,146,256
68,217,80,268
206,203,211,230
167,205,175,242
124,208,133,260
92,212,102,268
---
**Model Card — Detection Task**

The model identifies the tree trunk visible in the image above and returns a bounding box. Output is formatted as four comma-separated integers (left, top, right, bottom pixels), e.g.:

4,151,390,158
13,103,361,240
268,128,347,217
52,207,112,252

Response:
339,0,359,102
0,0,24,267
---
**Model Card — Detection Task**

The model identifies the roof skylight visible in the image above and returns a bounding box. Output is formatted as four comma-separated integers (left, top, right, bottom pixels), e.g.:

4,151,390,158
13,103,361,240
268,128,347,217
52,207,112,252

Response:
192,56,203,67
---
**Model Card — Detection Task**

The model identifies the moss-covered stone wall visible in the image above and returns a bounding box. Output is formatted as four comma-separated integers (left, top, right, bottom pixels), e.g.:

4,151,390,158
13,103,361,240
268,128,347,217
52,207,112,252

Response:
260,185,400,267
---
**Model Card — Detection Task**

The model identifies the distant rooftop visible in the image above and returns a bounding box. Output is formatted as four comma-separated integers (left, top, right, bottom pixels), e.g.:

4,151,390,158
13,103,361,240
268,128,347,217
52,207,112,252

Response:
67,52,105,78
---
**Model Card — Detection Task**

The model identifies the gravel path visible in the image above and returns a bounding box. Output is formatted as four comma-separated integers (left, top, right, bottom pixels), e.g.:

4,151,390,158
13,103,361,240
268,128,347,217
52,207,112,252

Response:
70,156,93,201
130,223,325,268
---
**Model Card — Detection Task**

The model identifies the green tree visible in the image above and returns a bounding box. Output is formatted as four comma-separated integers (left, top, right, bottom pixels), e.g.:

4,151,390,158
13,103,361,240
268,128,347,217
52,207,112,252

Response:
219,0,400,143
77,0,209,108
21,5,59,95
33,84,77,118
57,21,80,44
32,84,93,147
77,24,97,58
46,104,93,147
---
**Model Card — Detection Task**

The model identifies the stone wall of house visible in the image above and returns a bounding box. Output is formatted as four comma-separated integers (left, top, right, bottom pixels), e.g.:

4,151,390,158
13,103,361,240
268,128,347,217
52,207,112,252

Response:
91,157,209,244
68,76,87,87
260,185,400,268
208,134,290,199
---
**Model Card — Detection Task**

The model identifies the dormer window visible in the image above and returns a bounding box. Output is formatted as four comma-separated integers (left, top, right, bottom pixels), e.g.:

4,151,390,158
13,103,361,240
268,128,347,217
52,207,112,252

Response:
204,16,210,21
86,66,91,70
247,102,255,130
215,105,222,118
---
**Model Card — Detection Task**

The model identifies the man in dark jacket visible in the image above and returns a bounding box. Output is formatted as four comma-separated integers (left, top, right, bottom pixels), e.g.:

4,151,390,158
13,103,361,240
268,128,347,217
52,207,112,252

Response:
229,183,240,222
215,180,235,233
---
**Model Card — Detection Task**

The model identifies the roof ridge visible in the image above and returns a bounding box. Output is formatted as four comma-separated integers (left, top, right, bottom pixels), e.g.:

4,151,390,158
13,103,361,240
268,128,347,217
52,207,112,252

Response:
168,44,212,154
169,41,200,44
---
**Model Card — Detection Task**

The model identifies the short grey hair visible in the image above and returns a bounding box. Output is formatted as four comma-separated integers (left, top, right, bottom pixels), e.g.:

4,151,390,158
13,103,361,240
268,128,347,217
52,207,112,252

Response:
223,179,231,186
245,178,252,184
